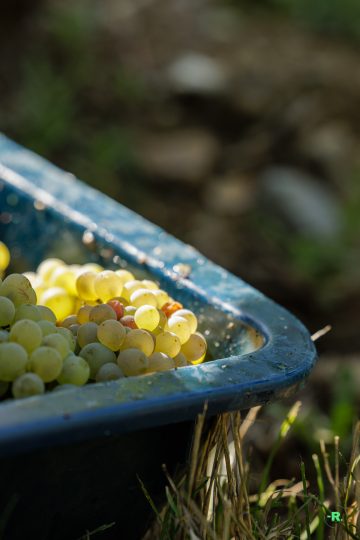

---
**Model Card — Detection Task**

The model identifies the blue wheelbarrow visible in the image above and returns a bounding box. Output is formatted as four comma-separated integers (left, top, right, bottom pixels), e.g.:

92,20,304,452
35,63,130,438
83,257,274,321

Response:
0,134,317,539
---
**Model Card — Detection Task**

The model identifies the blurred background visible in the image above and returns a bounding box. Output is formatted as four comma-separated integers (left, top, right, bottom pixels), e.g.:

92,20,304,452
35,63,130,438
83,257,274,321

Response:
1,0,360,495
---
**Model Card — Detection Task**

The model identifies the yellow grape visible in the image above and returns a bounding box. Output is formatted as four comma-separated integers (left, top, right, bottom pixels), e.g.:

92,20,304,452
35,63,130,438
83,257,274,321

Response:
174,309,198,333
153,290,170,308
76,272,98,301
0,242,10,271
37,258,65,283
77,304,92,324
50,266,78,296
130,289,157,308
93,271,123,302
97,320,126,351
121,329,154,356
117,348,148,376
147,352,175,373
141,279,159,290
29,346,63,382
40,287,75,320
181,333,207,362
167,316,191,344
154,331,181,358
134,305,160,331
89,304,117,324
115,269,135,283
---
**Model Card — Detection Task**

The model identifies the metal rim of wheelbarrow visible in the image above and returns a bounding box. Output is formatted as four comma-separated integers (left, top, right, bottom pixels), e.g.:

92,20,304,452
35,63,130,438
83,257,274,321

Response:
0,134,317,457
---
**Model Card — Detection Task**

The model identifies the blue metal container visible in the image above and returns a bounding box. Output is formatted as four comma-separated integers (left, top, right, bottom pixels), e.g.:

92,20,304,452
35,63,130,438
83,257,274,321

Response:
0,134,317,539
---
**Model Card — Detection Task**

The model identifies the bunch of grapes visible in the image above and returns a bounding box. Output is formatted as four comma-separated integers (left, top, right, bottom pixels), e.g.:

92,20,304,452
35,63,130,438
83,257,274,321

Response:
0,246,207,400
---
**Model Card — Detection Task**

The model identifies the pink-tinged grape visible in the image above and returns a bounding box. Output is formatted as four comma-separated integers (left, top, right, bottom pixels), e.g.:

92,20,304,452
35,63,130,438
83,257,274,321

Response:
89,304,117,325
174,352,188,367
120,315,137,329
134,305,160,332
55,326,76,352
147,352,175,373
117,348,148,376
95,362,124,382
130,289,157,308
161,301,183,317
115,269,135,283
97,320,126,351
167,316,191,344
0,241,10,271
14,303,41,323
57,355,90,385
122,280,143,301
0,330,9,343
36,258,65,282
153,290,170,308
121,329,154,356
141,279,159,290
174,309,198,334
0,343,28,381
181,333,207,362
37,320,57,337
37,305,57,324
76,272,98,301
9,319,42,353
29,346,63,382
50,266,77,296
61,315,78,328
79,343,116,379
42,333,70,360
40,287,75,320
77,322,99,348
77,304,92,324
154,331,181,358
0,296,15,326
0,274,37,307
12,373,45,398
107,300,124,320
93,271,123,302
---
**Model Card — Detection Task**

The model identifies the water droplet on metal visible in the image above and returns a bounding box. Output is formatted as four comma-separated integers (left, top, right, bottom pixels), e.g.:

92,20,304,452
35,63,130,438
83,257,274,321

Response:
34,200,45,211
173,263,192,278
82,231,95,245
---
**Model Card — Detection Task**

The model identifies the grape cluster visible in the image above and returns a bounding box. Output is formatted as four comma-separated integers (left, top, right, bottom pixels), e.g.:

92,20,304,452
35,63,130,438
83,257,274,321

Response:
0,252,207,400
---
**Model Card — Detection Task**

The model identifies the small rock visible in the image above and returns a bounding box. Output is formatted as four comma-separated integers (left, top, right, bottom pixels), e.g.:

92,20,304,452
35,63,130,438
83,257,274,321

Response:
202,174,255,216
137,129,220,182
166,52,228,95
258,166,342,239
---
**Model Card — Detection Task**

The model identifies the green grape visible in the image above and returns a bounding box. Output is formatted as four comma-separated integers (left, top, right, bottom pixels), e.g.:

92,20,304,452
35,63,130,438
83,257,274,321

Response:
12,372,45,398
95,362,124,382
141,279,159,290
174,352,188,367
77,322,99,348
14,303,41,323
117,348,148,376
79,342,116,379
93,271,123,302
77,304,92,324
167,316,191,344
0,274,37,307
153,289,170,308
61,315,78,328
0,380,9,396
55,326,76,352
0,330,9,343
40,287,75,321
37,320,57,337
122,280,143,301
0,343,28,381
154,331,181,358
181,332,207,362
89,304,116,324
115,269,135,283
37,258,65,283
22,272,37,285
121,329,154,356
69,324,80,336
57,355,90,385
134,305,160,331
97,320,126,351
0,296,15,326
147,352,175,373
0,242,10,271
174,309,198,333
76,271,98,301
42,333,70,360
37,305,57,324
29,346,63,382
9,319,42,353
130,289,157,308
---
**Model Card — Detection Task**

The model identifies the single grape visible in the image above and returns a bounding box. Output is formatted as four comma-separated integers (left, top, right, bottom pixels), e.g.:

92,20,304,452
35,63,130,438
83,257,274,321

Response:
134,305,160,331
174,309,198,334
22,272,37,285
89,303,117,325
161,301,183,317
56,326,76,352
0,242,10,271
0,274,37,307
174,352,188,367
95,363,124,382
29,346,63,382
40,287,75,320
9,319,42,353
106,300,124,320
13,303,41,323
79,342,116,379
12,373,45,398
77,322,99,348
0,296,15,326
97,320,126,351
114,269,135,283
124,306,136,317
77,304,92,324
147,352,175,373
78,263,104,275
141,279,159,290
122,280,143,301
61,315,78,328
0,343,28,381
130,289,157,308
42,333,70,359
49,266,77,296
37,320,57,337
181,333,207,362
0,330,9,343
153,289,170,308
76,272,98,301
167,316,191,344
93,271,123,302
69,323,80,336
37,258,65,283
57,355,90,386
121,329,154,356
154,331,181,358
37,305,57,324
120,315,137,329
117,348,148,376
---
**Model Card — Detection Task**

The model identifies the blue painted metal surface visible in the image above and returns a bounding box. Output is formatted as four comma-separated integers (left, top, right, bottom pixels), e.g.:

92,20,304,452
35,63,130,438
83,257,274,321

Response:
0,133,317,456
